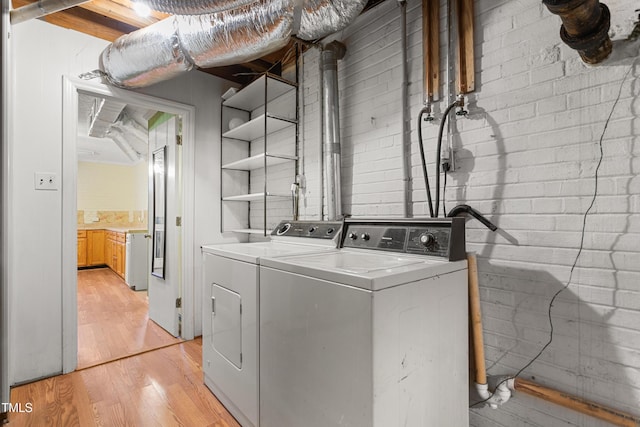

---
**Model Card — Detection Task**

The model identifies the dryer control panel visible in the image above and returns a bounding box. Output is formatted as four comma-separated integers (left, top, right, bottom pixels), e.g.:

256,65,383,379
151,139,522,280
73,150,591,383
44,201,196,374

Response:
271,220,342,240
341,218,465,261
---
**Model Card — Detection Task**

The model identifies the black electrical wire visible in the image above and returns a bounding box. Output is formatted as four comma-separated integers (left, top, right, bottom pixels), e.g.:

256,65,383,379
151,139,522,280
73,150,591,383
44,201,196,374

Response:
417,106,435,217
469,60,635,409
442,167,448,217
435,101,458,217
418,101,458,218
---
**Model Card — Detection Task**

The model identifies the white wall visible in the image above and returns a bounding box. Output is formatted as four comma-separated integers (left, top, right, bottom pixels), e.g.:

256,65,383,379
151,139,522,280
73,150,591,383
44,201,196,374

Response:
299,0,640,425
77,161,147,211
10,19,232,384
1,0,11,406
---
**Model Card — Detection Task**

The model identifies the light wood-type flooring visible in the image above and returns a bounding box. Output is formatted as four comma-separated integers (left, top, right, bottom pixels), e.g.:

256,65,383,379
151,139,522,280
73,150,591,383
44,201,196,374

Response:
8,268,240,426
77,267,182,369
9,338,240,426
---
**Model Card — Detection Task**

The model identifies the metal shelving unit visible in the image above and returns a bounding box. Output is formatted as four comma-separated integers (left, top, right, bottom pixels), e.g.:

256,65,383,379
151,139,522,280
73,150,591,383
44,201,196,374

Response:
220,73,298,236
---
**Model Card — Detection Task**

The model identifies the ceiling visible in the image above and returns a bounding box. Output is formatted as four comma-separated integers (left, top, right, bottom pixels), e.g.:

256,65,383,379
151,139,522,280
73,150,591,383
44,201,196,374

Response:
77,93,157,165
17,0,386,165
11,0,387,85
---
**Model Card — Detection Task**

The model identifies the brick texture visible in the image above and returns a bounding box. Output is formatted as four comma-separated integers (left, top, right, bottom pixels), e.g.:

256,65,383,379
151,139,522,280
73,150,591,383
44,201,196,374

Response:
297,0,640,425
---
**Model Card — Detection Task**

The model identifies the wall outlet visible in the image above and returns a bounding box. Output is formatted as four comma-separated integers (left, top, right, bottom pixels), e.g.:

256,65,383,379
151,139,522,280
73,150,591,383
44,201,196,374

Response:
34,172,58,190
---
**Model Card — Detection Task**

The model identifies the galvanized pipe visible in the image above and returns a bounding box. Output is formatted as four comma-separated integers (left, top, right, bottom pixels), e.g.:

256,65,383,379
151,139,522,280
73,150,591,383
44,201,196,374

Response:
10,0,90,24
321,40,345,221
399,0,412,218
542,0,612,64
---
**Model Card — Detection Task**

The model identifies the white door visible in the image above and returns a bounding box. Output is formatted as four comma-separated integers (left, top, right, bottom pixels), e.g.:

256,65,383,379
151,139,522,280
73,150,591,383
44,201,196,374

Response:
148,113,182,337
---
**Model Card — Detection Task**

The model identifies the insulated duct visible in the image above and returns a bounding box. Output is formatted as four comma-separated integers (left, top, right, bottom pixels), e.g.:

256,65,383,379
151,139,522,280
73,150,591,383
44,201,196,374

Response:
321,41,345,221
176,0,294,69
99,0,367,88
144,0,255,14
297,0,367,40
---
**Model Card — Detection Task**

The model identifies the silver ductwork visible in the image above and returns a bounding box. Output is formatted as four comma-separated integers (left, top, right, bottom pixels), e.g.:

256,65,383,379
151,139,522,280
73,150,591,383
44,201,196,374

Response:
321,41,345,221
298,0,366,40
176,0,294,68
145,0,256,14
99,0,367,88
100,18,193,88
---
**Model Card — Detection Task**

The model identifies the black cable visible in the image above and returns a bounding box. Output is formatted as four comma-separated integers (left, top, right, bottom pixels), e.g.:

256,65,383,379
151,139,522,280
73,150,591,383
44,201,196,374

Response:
417,107,435,217
435,101,458,217
442,167,448,217
469,61,635,409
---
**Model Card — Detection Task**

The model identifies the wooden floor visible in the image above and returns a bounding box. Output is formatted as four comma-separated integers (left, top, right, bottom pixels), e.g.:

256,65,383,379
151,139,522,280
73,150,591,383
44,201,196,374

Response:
9,338,241,427
77,268,182,370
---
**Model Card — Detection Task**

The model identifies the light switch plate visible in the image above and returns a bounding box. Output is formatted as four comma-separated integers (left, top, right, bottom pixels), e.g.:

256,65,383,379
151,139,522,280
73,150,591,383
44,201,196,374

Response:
34,172,58,190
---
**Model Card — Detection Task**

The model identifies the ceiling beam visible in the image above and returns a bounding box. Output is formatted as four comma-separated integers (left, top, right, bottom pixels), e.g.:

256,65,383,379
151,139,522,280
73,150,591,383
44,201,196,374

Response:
78,0,169,28
12,0,137,41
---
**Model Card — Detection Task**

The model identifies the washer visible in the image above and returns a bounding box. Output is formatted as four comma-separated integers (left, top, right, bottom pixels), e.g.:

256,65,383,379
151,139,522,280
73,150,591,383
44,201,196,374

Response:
201,220,343,427
259,218,468,427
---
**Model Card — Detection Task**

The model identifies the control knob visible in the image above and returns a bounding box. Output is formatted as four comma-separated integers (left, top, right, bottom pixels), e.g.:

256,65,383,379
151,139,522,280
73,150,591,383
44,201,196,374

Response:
419,233,436,247
361,233,370,241
309,226,317,233
349,232,358,240
276,223,291,235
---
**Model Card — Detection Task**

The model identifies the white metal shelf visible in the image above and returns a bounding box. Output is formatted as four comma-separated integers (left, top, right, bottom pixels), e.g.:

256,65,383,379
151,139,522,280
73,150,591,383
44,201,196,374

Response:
221,153,297,171
222,113,296,141
222,74,296,111
222,192,291,202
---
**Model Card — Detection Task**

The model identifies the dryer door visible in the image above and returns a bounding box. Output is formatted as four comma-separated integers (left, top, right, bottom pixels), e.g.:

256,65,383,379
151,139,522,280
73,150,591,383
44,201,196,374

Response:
211,284,242,368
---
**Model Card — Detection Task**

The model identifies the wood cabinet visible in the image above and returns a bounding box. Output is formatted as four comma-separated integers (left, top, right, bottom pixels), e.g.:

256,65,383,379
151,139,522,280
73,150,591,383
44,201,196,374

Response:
78,229,127,279
77,230,87,267
105,230,126,279
87,230,105,266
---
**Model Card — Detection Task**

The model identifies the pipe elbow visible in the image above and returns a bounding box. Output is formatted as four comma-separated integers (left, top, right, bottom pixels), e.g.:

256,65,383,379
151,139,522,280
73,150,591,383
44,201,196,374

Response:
475,382,491,400
473,378,514,408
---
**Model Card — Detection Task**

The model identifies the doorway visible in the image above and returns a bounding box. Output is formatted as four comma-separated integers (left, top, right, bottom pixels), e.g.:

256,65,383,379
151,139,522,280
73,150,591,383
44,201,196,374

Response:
75,95,185,369
62,77,196,374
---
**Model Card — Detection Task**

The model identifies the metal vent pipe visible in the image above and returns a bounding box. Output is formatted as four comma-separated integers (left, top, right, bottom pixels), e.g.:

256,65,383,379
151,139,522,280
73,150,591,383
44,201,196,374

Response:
321,40,345,221
97,0,367,88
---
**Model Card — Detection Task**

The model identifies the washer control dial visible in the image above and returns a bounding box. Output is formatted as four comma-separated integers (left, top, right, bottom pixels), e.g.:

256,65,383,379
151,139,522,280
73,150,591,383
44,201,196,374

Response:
276,223,291,235
419,232,436,247
361,233,370,241
349,232,358,240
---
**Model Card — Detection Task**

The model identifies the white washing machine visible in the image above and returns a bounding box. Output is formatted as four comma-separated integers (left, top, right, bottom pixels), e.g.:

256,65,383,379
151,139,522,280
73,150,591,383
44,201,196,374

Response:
201,220,343,427
259,218,469,427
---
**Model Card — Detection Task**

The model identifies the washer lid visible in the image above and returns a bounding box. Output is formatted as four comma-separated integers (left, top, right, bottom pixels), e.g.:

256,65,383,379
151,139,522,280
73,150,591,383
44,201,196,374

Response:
289,251,425,274
202,241,337,264
260,249,468,291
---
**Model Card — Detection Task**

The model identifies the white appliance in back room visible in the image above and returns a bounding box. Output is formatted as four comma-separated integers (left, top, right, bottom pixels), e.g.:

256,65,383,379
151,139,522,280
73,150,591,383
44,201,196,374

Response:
259,218,469,427
201,220,344,427
125,231,149,291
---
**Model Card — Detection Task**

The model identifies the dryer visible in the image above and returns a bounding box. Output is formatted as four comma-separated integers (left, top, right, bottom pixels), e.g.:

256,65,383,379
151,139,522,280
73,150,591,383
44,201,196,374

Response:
201,220,342,427
259,218,468,427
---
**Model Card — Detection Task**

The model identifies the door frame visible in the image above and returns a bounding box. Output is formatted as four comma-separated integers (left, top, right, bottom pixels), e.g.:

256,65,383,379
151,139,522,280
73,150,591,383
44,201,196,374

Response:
61,76,196,373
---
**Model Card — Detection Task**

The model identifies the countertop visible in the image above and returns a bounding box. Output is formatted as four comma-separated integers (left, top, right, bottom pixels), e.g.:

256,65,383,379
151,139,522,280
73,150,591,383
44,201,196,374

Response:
78,225,147,233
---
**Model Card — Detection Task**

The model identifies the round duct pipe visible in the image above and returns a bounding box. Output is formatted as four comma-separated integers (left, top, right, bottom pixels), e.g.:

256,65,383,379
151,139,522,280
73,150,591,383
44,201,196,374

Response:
321,41,346,221
99,0,367,88
143,0,256,14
